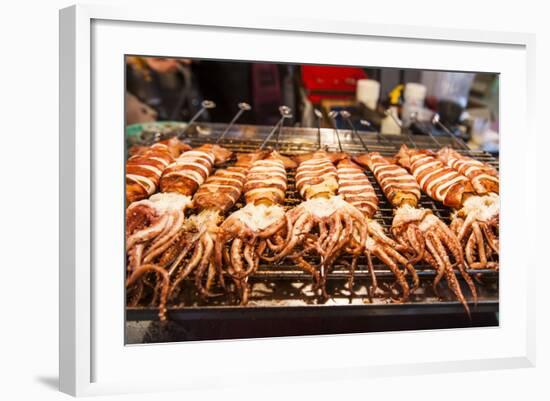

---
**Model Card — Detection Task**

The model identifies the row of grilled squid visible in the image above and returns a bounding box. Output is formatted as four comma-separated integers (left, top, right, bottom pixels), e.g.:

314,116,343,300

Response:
125,137,499,319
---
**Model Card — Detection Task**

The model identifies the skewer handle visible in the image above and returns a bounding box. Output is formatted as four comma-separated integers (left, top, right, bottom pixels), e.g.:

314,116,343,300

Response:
432,113,470,150
259,106,292,149
340,110,369,153
178,99,216,139
216,102,251,144
314,109,323,149
410,112,443,149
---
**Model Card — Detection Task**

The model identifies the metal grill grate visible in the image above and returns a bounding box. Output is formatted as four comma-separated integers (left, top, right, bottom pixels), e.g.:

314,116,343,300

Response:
129,123,499,309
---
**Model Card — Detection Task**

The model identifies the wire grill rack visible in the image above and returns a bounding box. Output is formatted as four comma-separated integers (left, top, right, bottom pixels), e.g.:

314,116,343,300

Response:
127,123,499,312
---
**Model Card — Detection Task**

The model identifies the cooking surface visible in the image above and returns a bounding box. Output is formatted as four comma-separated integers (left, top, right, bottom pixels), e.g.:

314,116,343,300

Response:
126,123,499,342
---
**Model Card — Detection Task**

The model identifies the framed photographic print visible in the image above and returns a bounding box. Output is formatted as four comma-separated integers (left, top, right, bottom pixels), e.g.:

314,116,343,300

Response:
59,3,536,396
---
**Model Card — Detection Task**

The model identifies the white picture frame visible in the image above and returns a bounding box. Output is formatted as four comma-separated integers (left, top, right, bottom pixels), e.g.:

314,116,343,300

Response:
59,3,536,397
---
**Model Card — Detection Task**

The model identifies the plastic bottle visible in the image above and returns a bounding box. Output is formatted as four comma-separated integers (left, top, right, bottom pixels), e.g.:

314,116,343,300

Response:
356,79,380,110
401,83,427,128
381,106,401,135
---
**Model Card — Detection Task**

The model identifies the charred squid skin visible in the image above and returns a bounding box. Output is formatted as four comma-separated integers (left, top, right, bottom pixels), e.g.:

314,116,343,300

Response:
167,234,196,277
480,222,499,255
128,244,144,273
230,238,244,277
392,205,477,311
432,223,478,304
146,210,184,252
473,222,488,266
272,212,311,261
465,234,477,267
127,214,169,251
206,261,218,292
346,257,359,293
451,194,499,270
125,193,193,308
425,232,471,317
143,210,186,261
383,244,419,293
194,234,222,299
365,251,379,296
169,239,204,300
227,238,249,305
323,214,343,265
126,264,170,321
405,224,425,264
373,245,410,302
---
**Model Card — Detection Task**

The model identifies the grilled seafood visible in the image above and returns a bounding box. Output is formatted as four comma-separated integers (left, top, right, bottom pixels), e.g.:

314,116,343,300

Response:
269,151,368,298
437,147,499,268
337,158,418,301
126,144,232,270
168,151,267,301
437,147,499,195
292,151,348,165
356,152,477,314
125,144,232,316
397,145,499,270
214,152,290,304
125,193,192,316
160,144,232,196
128,137,191,158
126,137,188,205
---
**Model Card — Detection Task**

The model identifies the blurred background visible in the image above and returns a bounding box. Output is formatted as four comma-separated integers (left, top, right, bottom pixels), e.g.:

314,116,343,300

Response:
126,56,499,153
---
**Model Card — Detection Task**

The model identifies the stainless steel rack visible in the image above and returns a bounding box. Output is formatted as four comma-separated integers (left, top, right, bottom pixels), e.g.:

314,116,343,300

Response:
126,122,499,342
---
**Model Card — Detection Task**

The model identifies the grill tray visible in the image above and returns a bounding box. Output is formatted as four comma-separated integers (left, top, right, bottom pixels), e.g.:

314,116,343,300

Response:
126,123,499,340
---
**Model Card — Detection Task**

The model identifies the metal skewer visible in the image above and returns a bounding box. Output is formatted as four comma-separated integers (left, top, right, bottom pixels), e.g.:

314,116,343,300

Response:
359,118,379,143
410,112,443,149
177,99,216,139
359,119,397,151
340,110,370,153
259,106,293,150
275,106,292,150
432,113,470,150
314,108,323,149
216,102,251,144
327,110,344,152
384,108,417,149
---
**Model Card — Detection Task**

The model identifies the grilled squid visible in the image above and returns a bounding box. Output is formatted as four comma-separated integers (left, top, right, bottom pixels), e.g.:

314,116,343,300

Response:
336,158,418,301
125,144,232,316
126,137,188,205
126,145,231,269
168,151,269,301
356,151,477,314
396,145,499,270
269,151,368,298
214,152,294,304
437,147,499,269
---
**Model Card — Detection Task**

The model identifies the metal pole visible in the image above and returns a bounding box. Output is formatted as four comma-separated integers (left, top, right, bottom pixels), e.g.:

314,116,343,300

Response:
259,106,293,150
177,99,216,139
314,108,323,150
216,102,251,144
432,113,470,150
340,110,369,153
410,112,443,149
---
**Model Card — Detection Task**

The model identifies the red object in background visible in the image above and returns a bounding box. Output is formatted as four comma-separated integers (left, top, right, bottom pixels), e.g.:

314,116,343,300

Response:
301,65,367,103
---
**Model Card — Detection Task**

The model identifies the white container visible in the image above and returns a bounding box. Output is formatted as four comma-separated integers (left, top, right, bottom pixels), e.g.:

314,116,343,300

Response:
356,79,380,110
381,106,402,135
402,82,427,127
404,82,427,103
